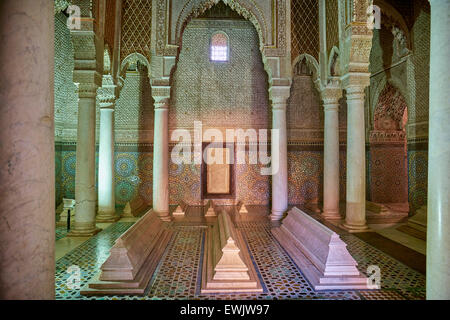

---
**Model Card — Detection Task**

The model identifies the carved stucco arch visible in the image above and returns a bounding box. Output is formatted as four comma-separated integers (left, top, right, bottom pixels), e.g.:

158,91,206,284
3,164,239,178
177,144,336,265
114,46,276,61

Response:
291,53,321,90
120,52,151,78
175,0,268,50
327,46,341,78
370,77,409,131
170,0,277,86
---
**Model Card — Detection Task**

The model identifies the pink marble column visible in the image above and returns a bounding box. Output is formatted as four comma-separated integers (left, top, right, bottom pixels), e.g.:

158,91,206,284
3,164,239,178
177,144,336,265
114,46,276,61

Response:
270,92,289,223
321,87,343,219
152,96,171,221
0,0,55,299
342,86,369,232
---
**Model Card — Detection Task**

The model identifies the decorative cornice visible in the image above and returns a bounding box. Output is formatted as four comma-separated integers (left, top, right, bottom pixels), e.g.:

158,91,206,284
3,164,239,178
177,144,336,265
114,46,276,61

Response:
369,130,406,144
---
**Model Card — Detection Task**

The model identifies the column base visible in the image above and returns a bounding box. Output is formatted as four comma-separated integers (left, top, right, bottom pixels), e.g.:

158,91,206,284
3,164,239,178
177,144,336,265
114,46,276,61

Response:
340,222,370,233
67,227,102,237
155,211,172,222
321,209,342,220
270,209,286,226
96,211,121,223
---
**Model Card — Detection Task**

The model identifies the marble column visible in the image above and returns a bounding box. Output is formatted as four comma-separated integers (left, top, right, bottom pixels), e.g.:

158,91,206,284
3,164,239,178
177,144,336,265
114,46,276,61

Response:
270,95,289,223
427,0,450,300
321,87,342,219
68,83,101,236
153,96,171,221
0,0,54,299
342,86,369,232
97,95,118,222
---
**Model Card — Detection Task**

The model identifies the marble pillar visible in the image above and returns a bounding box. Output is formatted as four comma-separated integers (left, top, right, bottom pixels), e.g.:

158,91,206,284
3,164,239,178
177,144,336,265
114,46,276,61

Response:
427,0,450,300
321,87,342,219
69,83,101,236
270,96,289,222
342,86,369,232
153,96,171,221
0,0,55,299
97,97,118,222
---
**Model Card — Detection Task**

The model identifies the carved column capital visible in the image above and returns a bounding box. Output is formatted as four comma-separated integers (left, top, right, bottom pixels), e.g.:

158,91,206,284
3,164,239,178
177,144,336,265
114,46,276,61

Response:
345,85,367,101
321,82,343,108
269,84,291,111
153,96,170,110
98,75,119,108
76,82,98,99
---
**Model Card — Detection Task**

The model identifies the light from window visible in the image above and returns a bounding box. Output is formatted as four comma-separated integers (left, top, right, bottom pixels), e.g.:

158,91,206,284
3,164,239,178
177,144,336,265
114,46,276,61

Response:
210,32,228,62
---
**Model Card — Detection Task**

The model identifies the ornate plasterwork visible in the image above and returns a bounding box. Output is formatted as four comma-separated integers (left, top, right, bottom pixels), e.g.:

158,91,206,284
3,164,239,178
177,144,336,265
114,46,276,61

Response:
292,53,321,90
328,46,341,78
291,0,319,61
120,0,152,63
156,0,287,58
54,0,71,14
120,52,151,77
97,74,119,107
321,82,343,106
70,0,103,87
338,0,373,77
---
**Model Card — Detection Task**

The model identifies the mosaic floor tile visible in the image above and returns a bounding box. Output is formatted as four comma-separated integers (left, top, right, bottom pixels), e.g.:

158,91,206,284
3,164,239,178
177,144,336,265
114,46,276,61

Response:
54,216,425,300
55,225,69,241
55,222,134,300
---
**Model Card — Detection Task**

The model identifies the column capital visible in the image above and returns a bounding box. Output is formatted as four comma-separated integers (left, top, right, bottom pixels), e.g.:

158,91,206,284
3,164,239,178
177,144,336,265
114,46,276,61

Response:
98,75,119,108
269,85,290,102
345,85,367,101
341,72,370,101
321,84,343,107
153,96,170,110
152,85,171,98
76,82,98,99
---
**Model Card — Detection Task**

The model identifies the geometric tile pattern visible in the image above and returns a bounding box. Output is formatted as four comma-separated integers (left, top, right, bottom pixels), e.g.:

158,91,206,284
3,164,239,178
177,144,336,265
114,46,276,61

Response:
58,148,354,207
288,151,323,205
407,150,428,212
291,0,320,61
55,225,69,241
54,216,425,300
55,223,134,300
325,0,339,54
120,0,152,62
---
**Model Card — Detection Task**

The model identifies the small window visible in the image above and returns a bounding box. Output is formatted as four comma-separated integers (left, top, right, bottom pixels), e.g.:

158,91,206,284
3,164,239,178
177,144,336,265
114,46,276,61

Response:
210,32,229,62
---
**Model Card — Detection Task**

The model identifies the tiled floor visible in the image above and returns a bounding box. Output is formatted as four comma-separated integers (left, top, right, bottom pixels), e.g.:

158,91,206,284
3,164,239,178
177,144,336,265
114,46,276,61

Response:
54,210,426,300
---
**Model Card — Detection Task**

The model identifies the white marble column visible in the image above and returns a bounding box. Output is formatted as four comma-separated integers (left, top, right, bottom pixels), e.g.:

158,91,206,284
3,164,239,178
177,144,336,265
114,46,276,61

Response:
69,83,101,236
0,0,55,299
152,96,171,221
427,0,450,300
97,96,118,222
321,87,342,219
342,86,369,232
270,95,289,223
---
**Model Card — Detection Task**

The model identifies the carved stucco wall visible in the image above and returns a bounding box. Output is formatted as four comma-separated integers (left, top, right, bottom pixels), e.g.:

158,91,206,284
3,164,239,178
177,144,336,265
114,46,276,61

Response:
54,12,78,143
170,19,270,131
169,18,270,205
291,0,319,61
367,1,430,212
115,67,154,143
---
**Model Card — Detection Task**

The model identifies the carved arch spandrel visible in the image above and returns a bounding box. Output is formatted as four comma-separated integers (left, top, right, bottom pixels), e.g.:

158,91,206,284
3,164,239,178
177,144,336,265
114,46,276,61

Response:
292,53,321,90
172,0,269,50
159,0,290,89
